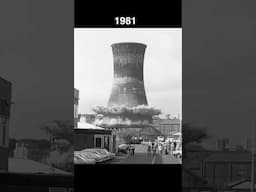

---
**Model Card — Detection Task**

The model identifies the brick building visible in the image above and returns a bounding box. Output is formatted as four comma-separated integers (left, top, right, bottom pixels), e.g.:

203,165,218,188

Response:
152,117,181,136
0,77,12,171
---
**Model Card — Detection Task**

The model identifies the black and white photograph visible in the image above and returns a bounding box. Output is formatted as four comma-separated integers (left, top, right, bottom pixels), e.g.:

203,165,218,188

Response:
74,28,182,164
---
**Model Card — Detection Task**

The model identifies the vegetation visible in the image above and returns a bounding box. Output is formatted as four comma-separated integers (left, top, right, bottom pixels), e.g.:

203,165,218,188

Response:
41,120,73,144
182,123,208,146
41,120,73,172
182,123,209,158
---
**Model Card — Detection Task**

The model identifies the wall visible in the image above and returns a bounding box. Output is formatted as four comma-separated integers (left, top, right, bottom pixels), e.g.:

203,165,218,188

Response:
0,77,12,171
204,162,254,187
74,133,94,151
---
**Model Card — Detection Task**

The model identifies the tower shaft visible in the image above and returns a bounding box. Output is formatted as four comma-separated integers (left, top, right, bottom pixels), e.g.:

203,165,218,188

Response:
108,43,148,107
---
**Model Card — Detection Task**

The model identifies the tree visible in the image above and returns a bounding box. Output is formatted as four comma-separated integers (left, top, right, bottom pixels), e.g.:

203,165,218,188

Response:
123,134,133,144
41,120,73,144
182,123,209,158
41,120,73,172
182,123,208,145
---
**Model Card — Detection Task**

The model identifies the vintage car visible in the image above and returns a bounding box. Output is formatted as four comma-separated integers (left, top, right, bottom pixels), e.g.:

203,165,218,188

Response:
74,152,96,164
74,148,115,164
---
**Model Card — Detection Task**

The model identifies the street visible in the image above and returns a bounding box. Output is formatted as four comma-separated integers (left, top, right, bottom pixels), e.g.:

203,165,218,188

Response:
105,144,181,164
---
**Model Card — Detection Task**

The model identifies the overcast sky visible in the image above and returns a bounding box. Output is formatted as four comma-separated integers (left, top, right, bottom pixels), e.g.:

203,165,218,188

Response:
183,1,256,149
75,28,182,118
0,0,73,139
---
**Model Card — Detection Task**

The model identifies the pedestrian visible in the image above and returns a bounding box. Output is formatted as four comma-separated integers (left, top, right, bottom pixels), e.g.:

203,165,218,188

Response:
147,144,151,156
170,142,174,155
158,143,163,155
165,144,168,155
173,141,177,151
131,145,135,156
128,144,131,155
152,143,156,156
168,142,171,154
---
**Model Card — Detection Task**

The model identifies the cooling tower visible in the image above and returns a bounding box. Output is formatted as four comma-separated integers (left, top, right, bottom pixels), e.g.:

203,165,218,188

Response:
108,42,148,107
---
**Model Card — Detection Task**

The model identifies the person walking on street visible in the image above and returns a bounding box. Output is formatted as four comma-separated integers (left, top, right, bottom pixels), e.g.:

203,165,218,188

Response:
168,142,171,154
170,142,174,155
152,143,157,156
165,144,168,155
158,143,163,155
128,144,131,155
131,145,135,156
173,141,177,151
147,144,151,156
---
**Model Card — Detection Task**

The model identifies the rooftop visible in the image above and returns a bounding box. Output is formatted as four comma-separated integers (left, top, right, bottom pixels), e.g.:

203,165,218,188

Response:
8,158,71,175
153,118,180,125
204,151,252,163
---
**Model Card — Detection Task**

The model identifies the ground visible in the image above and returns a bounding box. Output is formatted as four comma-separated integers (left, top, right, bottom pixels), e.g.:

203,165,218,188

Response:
105,144,181,164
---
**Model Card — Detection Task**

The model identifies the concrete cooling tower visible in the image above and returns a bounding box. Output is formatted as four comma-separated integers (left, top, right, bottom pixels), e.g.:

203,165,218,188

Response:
108,42,148,107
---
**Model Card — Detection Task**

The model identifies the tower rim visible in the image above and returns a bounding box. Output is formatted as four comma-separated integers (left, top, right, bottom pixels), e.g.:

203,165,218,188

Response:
111,42,147,48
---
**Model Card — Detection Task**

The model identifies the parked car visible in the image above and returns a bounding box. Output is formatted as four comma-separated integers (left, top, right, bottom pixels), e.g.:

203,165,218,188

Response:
74,148,115,164
130,139,141,144
118,144,129,154
84,148,115,161
74,152,96,164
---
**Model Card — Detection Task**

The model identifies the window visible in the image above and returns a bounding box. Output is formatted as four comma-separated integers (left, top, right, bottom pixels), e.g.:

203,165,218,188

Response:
95,136,102,148
94,135,110,149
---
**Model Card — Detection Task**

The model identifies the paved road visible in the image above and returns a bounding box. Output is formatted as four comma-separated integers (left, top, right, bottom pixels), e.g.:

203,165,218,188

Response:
107,144,181,164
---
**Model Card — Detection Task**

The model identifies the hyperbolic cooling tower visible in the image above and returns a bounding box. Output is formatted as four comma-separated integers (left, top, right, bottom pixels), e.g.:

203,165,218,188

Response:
108,42,148,107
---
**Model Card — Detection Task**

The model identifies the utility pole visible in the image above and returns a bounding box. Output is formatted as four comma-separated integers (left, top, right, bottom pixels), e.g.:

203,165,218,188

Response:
251,120,255,192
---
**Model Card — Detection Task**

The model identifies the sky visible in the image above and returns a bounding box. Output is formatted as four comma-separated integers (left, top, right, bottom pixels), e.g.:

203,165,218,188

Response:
0,0,73,139
74,28,182,119
183,1,256,149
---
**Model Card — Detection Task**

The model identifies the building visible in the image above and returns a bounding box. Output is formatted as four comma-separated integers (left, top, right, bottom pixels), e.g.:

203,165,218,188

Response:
74,117,117,153
12,139,51,163
74,88,79,128
245,136,256,152
0,77,12,171
202,151,255,188
182,167,212,192
217,137,230,151
152,117,181,137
